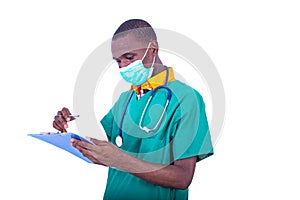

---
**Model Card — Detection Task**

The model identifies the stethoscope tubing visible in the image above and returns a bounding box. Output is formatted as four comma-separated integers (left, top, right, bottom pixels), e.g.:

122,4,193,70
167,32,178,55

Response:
118,91,134,139
116,66,171,147
139,86,172,133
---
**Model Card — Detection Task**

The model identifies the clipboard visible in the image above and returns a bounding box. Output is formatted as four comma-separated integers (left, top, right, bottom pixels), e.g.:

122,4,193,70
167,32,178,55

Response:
28,132,93,163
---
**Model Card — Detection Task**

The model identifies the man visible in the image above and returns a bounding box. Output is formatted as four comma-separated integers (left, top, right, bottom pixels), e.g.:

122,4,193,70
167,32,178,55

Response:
53,19,213,200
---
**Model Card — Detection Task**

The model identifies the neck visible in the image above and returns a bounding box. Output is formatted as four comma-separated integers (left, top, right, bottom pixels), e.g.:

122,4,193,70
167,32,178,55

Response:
151,57,165,77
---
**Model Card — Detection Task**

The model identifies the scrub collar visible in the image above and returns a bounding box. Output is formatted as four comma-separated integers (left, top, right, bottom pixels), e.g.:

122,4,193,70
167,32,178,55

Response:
131,67,176,95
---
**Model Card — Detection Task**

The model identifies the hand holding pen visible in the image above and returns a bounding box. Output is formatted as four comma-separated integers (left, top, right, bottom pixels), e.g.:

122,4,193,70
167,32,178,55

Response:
52,107,79,132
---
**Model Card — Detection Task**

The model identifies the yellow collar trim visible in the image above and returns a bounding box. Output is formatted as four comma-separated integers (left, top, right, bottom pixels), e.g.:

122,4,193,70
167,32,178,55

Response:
131,67,175,93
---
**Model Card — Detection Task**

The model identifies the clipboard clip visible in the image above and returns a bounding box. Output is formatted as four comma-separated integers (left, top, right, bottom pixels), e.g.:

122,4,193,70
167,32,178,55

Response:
39,132,61,134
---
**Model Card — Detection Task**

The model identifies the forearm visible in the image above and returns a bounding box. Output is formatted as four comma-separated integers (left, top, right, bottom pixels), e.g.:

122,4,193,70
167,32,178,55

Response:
72,138,196,189
110,151,195,190
132,163,192,190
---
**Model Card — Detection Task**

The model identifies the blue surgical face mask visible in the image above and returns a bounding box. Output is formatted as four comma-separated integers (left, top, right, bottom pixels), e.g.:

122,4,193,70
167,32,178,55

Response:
119,43,155,86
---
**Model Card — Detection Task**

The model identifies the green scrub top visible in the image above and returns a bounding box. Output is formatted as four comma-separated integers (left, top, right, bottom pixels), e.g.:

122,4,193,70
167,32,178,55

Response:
101,80,213,200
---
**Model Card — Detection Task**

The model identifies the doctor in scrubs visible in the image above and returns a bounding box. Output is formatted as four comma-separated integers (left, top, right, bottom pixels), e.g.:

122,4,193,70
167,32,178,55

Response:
53,19,213,200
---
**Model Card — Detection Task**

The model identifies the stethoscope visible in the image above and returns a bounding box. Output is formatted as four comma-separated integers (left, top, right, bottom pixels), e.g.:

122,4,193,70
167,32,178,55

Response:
115,66,172,147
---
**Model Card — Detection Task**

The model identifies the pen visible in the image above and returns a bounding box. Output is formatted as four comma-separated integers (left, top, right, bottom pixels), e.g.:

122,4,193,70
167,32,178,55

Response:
55,114,80,119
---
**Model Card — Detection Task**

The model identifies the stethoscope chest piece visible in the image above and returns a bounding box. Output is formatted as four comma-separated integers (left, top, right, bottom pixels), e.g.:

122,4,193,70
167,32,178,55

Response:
115,135,123,147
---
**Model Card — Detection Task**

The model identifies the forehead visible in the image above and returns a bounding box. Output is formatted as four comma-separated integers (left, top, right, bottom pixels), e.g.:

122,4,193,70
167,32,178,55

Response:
111,34,148,58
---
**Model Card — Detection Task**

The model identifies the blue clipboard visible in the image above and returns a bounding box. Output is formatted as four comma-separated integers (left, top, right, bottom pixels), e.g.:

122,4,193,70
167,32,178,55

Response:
28,132,93,163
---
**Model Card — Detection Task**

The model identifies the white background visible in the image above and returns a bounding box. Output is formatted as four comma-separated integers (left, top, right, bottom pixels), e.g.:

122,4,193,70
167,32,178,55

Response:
1,0,299,199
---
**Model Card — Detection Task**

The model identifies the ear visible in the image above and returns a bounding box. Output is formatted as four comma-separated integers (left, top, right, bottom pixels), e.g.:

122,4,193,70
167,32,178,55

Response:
150,40,159,54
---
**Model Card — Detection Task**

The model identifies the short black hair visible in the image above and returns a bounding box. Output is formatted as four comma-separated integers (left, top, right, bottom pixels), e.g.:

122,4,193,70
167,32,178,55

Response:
112,19,157,43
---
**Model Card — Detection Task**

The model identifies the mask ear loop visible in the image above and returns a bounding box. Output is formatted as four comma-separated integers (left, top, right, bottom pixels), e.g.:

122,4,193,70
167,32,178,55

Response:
146,56,156,80
150,56,156,67
141,42,153,61
143,42,156,69
143,41,156,79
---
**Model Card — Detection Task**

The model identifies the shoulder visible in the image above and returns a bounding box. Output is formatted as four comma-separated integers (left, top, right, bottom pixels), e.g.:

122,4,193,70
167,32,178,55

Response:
119,90,133,99
168,80,204,104
112,90,134,109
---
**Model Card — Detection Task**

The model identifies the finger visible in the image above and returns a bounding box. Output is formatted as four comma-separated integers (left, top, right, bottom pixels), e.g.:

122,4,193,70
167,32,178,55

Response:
70,138,80,148
56,110,63,118
86,153,101,165
55,120,67,132
88,137,107,146
52,120,60,131
55,111,68,130
54,111,65,120
70,137,88,146
74,144,88,155
73,143,94,158
62,107,72,122
56,121,67,132
80,151,98,164
76,140,95,151
71,141,106,165
73,147,99,165
55,117,68,132
53,121,64,132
